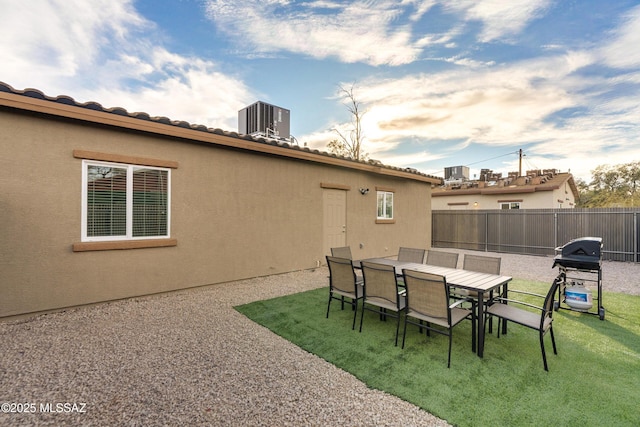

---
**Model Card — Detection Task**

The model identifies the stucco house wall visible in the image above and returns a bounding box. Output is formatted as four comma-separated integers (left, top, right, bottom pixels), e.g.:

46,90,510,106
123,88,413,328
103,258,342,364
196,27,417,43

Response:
0,84,438,318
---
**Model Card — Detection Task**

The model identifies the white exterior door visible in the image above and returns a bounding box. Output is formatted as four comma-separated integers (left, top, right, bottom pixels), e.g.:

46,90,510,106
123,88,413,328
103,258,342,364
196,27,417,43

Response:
323,189,347,256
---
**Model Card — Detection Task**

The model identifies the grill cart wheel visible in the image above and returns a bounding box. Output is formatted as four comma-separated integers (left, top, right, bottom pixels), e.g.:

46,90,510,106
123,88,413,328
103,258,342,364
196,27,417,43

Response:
599,307,605,320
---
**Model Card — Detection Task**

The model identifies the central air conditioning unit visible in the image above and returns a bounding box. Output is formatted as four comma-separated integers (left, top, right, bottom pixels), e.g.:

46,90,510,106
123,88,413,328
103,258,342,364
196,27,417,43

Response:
238,101,290,140
444,166,470,181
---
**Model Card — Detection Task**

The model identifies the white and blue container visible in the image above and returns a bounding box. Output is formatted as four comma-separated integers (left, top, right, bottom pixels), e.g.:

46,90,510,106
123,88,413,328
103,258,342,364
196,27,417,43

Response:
565,282,593,311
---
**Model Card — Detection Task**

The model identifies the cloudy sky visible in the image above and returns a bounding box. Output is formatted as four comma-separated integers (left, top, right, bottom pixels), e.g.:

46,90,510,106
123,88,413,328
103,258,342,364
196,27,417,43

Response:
2,0,639,182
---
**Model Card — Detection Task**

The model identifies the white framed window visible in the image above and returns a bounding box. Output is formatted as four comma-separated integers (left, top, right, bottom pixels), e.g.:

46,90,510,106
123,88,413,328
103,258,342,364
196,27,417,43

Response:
81,160,171,241
377,191,394,219
500,202,521,210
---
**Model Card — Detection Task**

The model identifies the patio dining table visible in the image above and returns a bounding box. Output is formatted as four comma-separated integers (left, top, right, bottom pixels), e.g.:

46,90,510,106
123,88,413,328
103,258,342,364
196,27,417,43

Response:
354,258,512,358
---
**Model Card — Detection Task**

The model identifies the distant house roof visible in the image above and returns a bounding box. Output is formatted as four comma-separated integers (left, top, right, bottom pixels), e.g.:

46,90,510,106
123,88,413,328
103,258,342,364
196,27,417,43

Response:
432,171,579,200
0,82,441,185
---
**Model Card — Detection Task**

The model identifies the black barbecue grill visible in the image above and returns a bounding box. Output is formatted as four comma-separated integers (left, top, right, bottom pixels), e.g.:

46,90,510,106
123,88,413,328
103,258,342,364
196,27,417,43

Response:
553,237,605,320
553,237,602,270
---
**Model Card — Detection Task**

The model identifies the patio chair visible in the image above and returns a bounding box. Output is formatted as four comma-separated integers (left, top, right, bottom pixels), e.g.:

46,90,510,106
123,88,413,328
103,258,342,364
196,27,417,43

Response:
463,253,501,275
485,276,561,371
331,246,362,280
396,247,427,288
425,250,459,269
401,269,476,368
453,254,502,332
359,261,407,346
331,246,353,259
452,254,502,298
397,247,426,263
326,256,364,330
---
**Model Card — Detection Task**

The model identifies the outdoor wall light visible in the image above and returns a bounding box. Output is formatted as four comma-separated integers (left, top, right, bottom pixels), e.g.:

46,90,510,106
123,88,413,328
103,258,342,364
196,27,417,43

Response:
359,188,369,195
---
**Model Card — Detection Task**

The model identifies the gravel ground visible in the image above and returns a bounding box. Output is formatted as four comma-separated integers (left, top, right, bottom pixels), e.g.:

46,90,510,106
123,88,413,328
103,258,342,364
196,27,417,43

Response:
445,248,639,295
1,251,637,426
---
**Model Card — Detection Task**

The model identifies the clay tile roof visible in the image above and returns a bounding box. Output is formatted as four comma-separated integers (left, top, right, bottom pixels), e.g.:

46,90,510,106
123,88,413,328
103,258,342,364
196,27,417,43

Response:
1,81,442,184
432,171,578,199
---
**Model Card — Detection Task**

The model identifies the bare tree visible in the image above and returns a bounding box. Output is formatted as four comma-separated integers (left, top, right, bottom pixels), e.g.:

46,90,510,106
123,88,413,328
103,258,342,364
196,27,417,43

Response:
328,84,368,160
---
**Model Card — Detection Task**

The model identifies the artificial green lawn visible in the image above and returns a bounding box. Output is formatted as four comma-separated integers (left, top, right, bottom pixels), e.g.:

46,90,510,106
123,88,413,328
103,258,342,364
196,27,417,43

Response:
235,279,640,427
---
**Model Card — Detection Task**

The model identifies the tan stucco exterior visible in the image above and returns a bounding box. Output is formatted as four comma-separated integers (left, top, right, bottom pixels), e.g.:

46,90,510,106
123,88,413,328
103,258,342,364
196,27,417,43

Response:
1,87,439,319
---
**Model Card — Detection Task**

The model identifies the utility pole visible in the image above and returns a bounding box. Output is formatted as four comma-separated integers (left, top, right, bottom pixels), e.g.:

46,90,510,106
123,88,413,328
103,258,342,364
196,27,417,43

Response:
518,149,524,177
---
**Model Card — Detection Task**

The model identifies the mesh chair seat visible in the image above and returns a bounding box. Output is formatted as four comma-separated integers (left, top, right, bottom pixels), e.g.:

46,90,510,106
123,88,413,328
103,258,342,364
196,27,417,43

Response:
406,307,470,329
487,303,553,331
366,294,406,312
331,286,363,300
